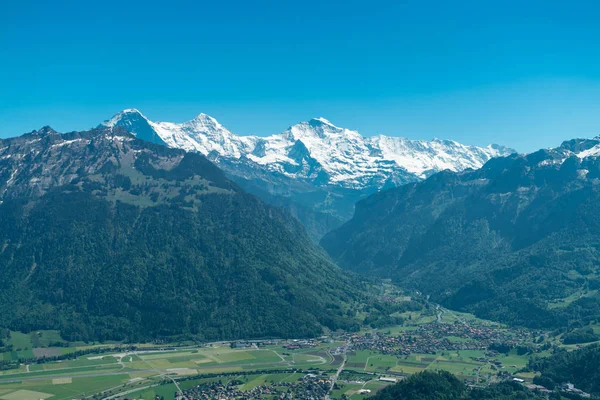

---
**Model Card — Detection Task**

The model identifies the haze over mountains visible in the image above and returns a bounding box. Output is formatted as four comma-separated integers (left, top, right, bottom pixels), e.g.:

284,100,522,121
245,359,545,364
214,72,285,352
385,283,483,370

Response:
322,137,600,329
101,109,515,239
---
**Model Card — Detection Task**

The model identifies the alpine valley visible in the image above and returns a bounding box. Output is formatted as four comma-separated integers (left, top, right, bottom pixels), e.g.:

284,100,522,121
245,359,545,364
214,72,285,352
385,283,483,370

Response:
322,137,600,330
5,3,600,398
101,109,515,240
2,123,600,400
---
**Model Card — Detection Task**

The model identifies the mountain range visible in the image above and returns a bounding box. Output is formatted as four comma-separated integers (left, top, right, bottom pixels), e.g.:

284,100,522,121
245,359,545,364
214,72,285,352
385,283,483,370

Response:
101,109,515,239
3,116,600,340
321,137,600,329
0,126,359,341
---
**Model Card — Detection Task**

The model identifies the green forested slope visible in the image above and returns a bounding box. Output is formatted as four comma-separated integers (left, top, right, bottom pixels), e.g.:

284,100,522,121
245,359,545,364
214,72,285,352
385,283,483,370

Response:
0,127,359,341
322,142,600,329
529,345,600,395
371,371,548,400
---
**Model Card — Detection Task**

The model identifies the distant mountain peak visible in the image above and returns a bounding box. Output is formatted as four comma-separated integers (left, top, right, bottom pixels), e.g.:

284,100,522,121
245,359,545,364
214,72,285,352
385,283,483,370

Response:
184,113,226,130
289,118,362,143
100,109,163,145
98,109,515,189
190,112,216,122
309,117,335,126
102,108,149,127
431,137,458,145
121,108,143,115
194,112,213,119
33,126,58,136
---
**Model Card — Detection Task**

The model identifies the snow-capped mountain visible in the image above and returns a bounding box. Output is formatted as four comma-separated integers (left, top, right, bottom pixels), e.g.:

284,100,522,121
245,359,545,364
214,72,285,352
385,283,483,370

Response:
101,109,515,190
99,109,517,240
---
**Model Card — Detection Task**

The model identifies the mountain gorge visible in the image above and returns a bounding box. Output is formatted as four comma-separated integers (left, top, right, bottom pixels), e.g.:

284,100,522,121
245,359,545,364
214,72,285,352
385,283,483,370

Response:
322,138,600,329
0,126,359,341
102,109,514,239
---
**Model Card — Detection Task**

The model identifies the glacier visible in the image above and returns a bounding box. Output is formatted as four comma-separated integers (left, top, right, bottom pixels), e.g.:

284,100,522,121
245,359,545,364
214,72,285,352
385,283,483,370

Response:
101,109,516,190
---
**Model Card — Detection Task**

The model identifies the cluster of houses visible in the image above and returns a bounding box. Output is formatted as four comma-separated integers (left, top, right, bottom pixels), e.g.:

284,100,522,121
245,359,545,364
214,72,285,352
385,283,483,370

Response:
282,339,321,351
229,339,323,351
559,383,591,398
229,339,287,349
179,374,332,400
510,379,592,398
345,321,534,356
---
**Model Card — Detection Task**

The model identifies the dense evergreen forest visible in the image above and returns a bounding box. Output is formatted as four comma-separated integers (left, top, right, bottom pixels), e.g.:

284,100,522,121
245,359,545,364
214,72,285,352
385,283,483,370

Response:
528,345,600,396
0,127,360,342
323,142,600,330
370,371,550,400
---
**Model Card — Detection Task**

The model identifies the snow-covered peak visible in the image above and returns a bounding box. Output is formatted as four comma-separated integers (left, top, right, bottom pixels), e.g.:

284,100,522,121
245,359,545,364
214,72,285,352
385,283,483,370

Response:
365,135,509,178
102,108,147,128
100,110,515,189
102,110,258,158
287,118,363,142
188,113,221,126
122,108,143,115
99,109,165,145
178,113,228,135
310,117,335,126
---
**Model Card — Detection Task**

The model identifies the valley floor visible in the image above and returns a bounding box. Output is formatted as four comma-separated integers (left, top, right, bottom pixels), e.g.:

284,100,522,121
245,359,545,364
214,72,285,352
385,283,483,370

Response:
0,288,597,400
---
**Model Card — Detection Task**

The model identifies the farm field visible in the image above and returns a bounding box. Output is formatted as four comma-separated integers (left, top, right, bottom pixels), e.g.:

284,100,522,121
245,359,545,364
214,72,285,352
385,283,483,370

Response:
331,379,393,400
0,302,580,399
0,342,338,399
344,345,537,384
0,374,130,400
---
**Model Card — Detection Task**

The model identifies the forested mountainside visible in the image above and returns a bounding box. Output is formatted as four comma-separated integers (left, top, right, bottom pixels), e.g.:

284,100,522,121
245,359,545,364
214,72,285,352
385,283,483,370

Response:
0,127,359,342
203,154,363,241
230,174,346,241
371,371,548,400
322,138,600,329
529,344,600,396
102,109,513,239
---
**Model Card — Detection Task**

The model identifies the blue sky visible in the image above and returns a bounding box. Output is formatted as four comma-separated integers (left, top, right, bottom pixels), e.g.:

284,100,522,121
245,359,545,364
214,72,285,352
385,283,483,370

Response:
1,0,599,152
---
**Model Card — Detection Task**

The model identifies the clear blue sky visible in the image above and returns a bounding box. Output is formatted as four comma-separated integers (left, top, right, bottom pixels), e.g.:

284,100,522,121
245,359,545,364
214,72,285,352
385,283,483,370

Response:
1,0,599,152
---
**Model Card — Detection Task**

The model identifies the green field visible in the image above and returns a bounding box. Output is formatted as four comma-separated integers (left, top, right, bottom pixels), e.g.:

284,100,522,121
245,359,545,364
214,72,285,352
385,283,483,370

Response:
0,300,569,399
345,349,492,378
332,379,393,400
0,341,338,399
0,375,130,400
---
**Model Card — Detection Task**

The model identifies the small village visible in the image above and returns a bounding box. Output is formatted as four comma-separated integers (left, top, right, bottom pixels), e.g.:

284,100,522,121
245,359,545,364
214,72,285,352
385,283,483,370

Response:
178,373,331,400
343,320,537,356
